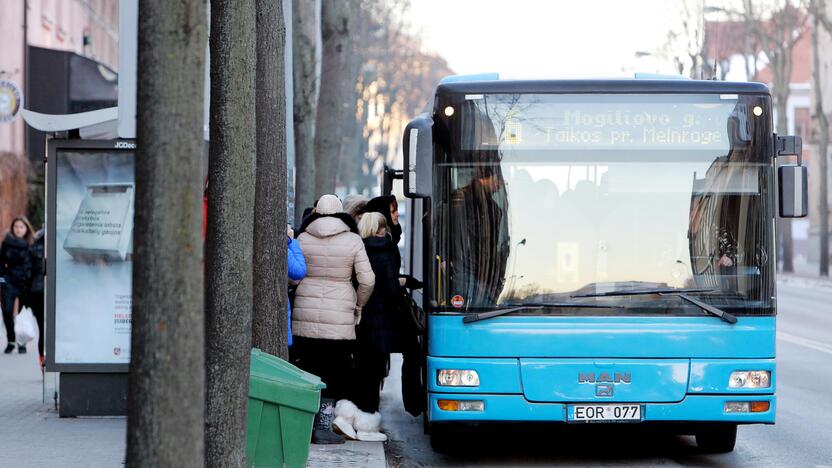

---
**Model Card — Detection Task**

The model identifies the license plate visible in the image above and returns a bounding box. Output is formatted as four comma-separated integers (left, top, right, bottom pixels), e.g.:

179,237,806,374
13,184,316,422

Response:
568,404,642,423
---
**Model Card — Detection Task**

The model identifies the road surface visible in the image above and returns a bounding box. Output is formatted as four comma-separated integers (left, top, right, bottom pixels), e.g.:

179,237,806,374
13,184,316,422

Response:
380,281,832,467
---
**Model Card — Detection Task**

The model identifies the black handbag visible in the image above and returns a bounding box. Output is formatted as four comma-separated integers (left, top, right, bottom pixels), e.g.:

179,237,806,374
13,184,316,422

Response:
401,289,426,335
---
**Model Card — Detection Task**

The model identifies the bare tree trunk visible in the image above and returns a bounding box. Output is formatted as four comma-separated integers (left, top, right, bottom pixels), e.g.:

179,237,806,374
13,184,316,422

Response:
738,0,806,273
335,2,368,193
292,0,320,225
252,0,289,358
206,0,256,465
336,76,364,192
813,15,830,276
313,0,359,197
127,1,206,466
775,86,795,272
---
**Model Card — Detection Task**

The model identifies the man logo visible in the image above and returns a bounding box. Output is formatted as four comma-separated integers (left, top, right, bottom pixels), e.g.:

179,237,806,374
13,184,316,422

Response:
578,371,632,384
595,383,614,397
578,371,631,398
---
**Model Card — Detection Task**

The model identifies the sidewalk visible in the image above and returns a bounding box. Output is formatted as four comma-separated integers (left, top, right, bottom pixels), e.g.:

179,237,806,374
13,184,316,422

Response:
307,440,386,467
1,330,386,467
0,334,126,468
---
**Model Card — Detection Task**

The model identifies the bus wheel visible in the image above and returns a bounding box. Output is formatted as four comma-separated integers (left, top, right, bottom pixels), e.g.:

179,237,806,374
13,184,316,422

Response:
695,424,737,453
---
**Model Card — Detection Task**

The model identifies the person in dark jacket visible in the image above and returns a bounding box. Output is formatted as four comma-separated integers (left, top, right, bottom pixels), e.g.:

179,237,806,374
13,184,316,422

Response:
365,195,401,245
0,217,34,354
363,196,427,416
353,212,405,413
29,229,45,366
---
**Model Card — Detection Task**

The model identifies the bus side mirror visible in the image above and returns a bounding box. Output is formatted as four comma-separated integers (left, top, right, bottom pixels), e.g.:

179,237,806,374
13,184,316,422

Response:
403,115,432,198
778,165,807,218
775,135,807,218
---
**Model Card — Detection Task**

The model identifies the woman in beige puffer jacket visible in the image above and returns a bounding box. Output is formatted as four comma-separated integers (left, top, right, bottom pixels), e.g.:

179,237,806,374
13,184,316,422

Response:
293,205,375,339
291,194,375,444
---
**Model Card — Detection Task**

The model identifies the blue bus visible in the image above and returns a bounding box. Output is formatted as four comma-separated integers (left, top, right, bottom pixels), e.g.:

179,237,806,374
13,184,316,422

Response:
394,77,807,453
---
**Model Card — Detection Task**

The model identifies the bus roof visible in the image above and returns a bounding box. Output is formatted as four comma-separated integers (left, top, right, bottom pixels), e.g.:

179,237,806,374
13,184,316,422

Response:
436,79,770,96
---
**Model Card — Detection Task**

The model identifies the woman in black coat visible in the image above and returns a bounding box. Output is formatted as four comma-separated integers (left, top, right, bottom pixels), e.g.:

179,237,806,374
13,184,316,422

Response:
364,195,426,416
365,195,401,245
353,212,405,414
0,217,34,354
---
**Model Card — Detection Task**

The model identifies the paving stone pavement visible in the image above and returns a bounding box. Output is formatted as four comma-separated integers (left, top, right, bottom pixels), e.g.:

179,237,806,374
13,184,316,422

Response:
0,332,126,468
307,440,387,468
1,330,387,467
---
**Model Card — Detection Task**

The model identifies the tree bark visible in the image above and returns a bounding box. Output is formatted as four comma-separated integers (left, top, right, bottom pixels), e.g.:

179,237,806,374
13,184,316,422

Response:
292,0,320,226
127,1,206,466
252,0,289,359
313,0,359,197
775,85,795,272
206,0,256,465
335,1,368,193
812,14,830,276
738,1,807,273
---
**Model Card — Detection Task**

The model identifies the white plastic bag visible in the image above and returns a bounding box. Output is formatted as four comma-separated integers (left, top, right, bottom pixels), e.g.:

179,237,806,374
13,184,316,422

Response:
14,307,37,344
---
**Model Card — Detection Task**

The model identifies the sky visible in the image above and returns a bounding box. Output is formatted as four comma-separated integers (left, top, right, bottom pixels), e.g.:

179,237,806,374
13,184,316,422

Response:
407,0,689,79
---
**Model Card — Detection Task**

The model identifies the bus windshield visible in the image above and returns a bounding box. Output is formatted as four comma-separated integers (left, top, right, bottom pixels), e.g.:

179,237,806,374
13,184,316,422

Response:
433,92,775,316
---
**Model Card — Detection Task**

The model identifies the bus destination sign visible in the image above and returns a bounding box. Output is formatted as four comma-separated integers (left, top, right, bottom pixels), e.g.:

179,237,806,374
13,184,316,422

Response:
493,102,740,151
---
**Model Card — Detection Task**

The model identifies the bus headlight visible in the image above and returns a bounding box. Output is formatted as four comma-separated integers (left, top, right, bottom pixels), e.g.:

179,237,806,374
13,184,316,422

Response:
437,369,480,387
728,371,771,388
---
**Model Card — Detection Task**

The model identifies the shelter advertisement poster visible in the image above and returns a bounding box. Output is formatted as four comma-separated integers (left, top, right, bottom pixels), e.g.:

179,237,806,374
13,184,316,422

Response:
54,149,134,365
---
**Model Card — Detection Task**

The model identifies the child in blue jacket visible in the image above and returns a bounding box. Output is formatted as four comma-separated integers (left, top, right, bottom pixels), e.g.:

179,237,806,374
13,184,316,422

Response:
288,225,307,346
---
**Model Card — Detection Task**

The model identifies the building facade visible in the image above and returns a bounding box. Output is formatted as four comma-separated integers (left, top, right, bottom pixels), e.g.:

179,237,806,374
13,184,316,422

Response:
0,1,118,230
704,17,823,271
0,0,119,158
810,2,832,271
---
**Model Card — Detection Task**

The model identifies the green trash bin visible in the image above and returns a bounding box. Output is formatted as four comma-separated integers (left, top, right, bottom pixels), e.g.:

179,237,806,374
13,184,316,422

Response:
247,348,326,468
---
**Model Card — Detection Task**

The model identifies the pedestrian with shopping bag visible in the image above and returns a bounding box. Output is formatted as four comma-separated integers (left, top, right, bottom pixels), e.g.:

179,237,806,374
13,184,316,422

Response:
0,216,34,354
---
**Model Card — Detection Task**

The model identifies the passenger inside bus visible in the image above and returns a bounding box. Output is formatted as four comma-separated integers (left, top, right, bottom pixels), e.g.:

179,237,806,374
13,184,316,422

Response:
449,163,510,306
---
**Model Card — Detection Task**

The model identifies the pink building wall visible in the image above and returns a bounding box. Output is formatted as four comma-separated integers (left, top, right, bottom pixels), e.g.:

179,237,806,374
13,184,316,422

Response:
0,2,26,156
0,0,118,157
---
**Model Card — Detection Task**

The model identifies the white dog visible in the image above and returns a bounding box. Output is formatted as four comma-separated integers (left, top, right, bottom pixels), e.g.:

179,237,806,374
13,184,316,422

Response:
332,399,387,442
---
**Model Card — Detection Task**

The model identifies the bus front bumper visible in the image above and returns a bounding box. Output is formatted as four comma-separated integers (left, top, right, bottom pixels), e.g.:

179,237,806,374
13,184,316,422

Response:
428,393,775,424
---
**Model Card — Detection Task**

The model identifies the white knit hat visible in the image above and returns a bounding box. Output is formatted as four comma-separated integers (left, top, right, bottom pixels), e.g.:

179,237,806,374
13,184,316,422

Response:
316,194,343,215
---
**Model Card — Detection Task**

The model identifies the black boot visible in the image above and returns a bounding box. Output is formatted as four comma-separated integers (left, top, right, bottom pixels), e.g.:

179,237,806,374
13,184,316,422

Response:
311,398,345,445
3,344,14,354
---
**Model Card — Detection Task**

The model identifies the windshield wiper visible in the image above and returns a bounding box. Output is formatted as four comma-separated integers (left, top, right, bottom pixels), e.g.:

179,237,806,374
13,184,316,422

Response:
675,293,738,324
570,287,737,324
572,287,715,298
462,302,623,324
